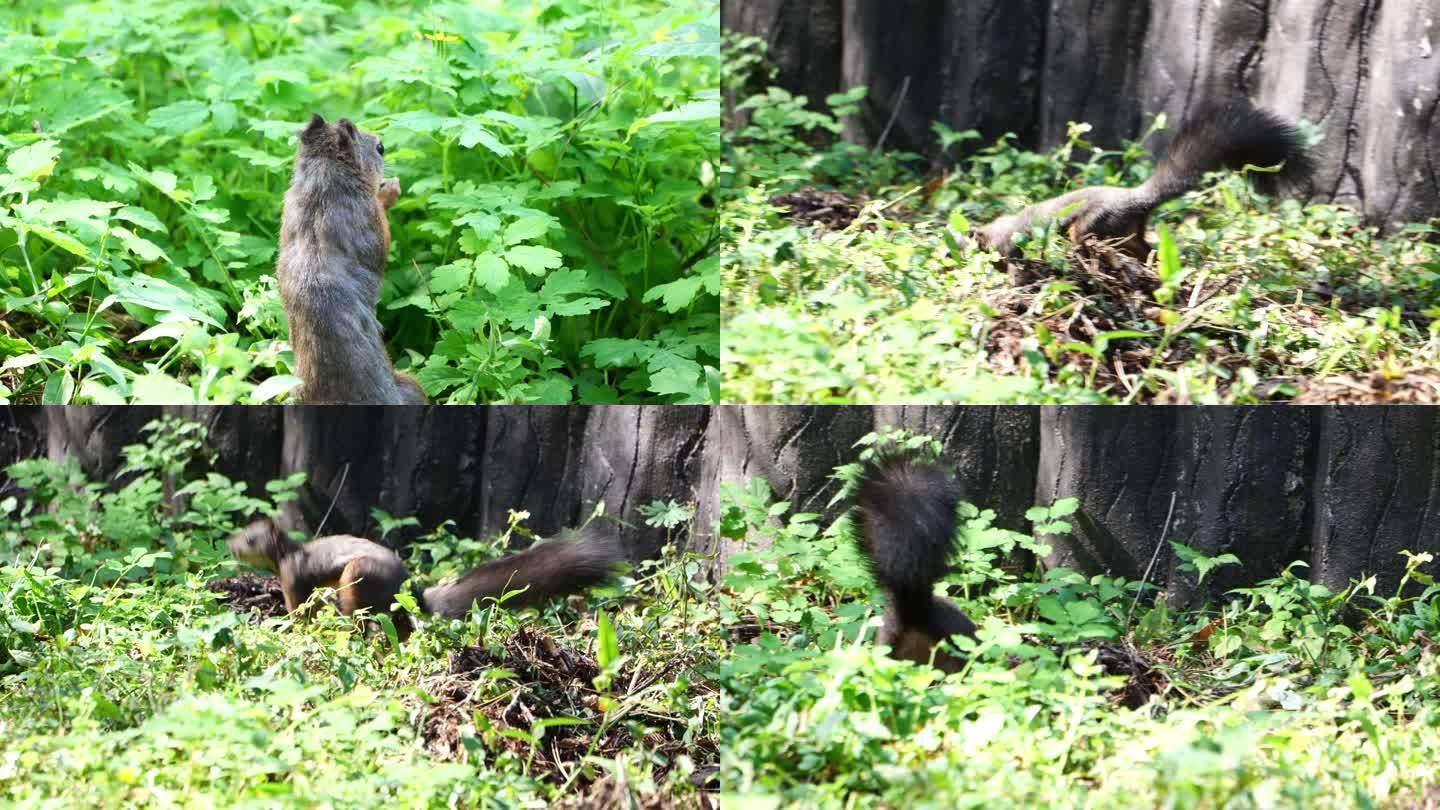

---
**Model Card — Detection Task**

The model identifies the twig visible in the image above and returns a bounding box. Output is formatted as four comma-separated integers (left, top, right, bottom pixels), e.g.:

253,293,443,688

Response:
1126,491,1177,629
313,462,350,540
874,75,910,152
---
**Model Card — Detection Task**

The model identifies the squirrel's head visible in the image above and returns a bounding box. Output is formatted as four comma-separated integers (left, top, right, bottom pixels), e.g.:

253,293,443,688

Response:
227,516,288,571
296,114,386,185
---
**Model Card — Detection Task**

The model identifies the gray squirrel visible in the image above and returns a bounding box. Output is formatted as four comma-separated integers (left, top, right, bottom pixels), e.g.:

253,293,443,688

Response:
227,516,625,634
276,114,427,404
977,98,1312,258
851,448,977,673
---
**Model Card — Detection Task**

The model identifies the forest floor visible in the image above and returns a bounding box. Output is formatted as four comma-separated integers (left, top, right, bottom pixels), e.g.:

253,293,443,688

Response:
721,52,1440,404
1,557,720,808
717,441,1440,809
0,424,721,809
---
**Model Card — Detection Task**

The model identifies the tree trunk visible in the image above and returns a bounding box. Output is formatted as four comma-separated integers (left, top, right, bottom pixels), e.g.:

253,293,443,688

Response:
0,406,714,559
720,405,1440,601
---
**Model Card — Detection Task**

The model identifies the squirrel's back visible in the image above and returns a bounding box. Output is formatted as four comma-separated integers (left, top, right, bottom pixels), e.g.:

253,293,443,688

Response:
277,115,425,404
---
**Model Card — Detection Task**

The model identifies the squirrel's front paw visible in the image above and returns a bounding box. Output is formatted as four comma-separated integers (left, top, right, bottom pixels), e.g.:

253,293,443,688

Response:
378,177,401,209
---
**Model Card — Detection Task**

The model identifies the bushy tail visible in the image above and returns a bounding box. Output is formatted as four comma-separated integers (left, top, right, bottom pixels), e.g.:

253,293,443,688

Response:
1143,98,1312,204
419,524,626,618
851,448,963,625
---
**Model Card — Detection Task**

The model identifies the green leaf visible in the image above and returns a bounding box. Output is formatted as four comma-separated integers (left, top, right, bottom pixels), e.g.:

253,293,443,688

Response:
523,376,572,403
503,216,553,245
249,375,302,403
42,369,75,404
430,260,474,294
131,372,196,404
388,110,451,133
128,163,179,196
563,71,606,106
596,611,619,668
505,245,563,276
647,365,704,401
113,226,168,263
115,206,166,233
642,100,720,125
643,276,704,313
582,338,652,368
473,252,510,293
6,140,60,181
458,119,512,156
109,274,221,329
146,100,211,133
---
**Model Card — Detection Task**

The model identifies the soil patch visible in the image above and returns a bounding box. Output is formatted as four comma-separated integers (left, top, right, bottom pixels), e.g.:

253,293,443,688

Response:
208,574,286,619
418,627,717,797
1295,369,1440,404
769,188,866,230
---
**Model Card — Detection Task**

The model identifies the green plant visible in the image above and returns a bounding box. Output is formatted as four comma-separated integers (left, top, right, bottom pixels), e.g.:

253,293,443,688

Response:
719,433,1440,809
721,51,1440,404
1,416,298,577
0,417,720,807
0,0,720,404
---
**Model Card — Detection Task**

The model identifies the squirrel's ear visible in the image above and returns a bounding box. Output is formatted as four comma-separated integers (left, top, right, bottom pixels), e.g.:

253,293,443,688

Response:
335,118,358,148
300,114,327,143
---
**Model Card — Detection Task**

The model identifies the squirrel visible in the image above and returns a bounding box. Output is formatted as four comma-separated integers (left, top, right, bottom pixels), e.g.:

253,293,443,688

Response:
276,114,427,404
976,98,1312,259
226,515,625,634
850,448,976,673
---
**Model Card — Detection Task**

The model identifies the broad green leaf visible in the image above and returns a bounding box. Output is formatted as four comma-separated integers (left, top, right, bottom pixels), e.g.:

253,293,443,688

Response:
146,100,210,133
115,206,166,233
505,245,563,275
643,276,704,313
562,71,606,106
522,376,572,404
43,369,75,404
648,365,704,401
430,260,474,294
582,338,652,368
458,120,512,156
113,226,168,263
642,100,720,125
128,163,179,196
249,374,303,403
503,216,552,245
132,372,196,404
108,275,220,329
473,252,510,292
6,140,60,180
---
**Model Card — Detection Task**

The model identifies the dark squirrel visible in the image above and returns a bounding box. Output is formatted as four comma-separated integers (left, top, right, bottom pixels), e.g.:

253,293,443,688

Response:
277,114,427,404
977,98,1312,258
227,516,625,633
851,449,976,673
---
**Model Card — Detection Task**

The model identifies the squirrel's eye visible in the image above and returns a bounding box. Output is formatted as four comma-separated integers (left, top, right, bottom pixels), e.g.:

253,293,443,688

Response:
376,141,385,156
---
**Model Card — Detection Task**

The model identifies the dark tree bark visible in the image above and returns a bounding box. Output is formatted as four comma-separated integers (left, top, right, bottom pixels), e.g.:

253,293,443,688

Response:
872,405,1040,532
164,406,285,499
716,405,875,524
1311,407,1440,597
720,405,1440,603
722,0,844,127
723,0,1440,229
0,406,714,560
0,407,48,497
1036,406,1317,607
44,406,162,483
479,406,589,540
578,405,713,557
